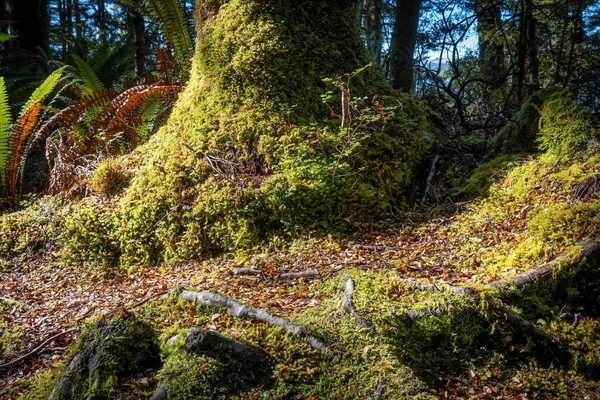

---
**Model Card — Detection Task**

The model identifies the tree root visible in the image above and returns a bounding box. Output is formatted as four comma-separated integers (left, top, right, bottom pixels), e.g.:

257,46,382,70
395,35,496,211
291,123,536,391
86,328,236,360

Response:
342,276,377,336
0,328,78,370
400,241,600,344
179,289,334,355
373,378,386,400
153,327,272,400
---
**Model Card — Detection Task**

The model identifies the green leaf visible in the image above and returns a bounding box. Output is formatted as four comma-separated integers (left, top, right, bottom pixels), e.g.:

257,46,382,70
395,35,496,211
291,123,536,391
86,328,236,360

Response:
71,55,104,93
0,77,11,190
20,66,67,115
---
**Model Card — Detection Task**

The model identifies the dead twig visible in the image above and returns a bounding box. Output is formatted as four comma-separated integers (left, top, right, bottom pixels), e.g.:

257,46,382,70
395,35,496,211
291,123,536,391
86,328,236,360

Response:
0,328,79,369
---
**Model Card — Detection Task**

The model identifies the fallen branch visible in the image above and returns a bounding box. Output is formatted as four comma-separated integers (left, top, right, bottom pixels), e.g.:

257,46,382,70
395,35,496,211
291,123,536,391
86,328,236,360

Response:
405,280,480,300
179,290,334,355
354,244,396,252
232,267,263,277
278,269,320,281
342,276,377,337
128,290,170,310
0,328,78,369
505,309,562,344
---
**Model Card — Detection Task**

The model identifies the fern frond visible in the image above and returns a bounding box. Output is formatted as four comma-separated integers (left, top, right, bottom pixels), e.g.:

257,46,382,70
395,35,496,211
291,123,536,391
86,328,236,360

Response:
8,101,43,196
20,66,67,115
71,54,104,93
98,85,181,138
0,33,16,42
0,77,12,190
145,0,193,73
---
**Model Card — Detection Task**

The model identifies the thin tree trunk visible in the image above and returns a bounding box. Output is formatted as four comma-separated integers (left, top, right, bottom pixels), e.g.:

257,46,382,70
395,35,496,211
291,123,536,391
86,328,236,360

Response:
129,0,147,75
389,0,422,92
525,0,538,92
74,0,82,45
475,0,505,85
363,0,383,67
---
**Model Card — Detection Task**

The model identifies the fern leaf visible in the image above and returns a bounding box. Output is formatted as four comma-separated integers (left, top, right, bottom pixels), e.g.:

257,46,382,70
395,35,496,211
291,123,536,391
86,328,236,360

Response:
20,66,67,115
8,101,43,196
145,0,193,73
71,54,104,93
0,77,12,191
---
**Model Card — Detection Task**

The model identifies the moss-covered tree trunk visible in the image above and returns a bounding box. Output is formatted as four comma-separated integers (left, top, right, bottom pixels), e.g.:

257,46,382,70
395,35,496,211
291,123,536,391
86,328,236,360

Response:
64,0,429,266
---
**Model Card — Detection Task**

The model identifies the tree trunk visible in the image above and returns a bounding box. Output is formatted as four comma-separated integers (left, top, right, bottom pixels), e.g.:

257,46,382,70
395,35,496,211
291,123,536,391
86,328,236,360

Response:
475,0,505,85
525,0,538,92
389,0,422,92
363,0,383,67
10,0,50,55
128,0,147,76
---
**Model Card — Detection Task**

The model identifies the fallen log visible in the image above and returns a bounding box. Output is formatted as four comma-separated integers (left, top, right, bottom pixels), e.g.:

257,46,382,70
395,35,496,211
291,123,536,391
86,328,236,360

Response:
179,289,334,355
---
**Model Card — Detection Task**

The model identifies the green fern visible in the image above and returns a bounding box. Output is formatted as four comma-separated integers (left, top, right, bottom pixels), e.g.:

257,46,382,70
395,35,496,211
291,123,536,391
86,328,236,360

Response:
0,77,11,189
0,68,65,197
20,66,67,114
71,54,105,93
144,0,193,74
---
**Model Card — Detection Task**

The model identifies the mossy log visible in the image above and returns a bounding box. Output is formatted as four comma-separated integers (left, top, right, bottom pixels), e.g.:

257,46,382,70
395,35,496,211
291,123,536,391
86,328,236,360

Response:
48,315,160,400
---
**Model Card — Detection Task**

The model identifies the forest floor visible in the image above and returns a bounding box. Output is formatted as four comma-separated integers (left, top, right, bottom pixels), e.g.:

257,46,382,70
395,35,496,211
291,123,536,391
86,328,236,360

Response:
2,153,600,399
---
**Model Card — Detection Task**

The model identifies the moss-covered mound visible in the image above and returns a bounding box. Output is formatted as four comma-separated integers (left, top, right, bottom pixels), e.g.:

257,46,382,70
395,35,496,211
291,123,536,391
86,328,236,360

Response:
45,0,431,267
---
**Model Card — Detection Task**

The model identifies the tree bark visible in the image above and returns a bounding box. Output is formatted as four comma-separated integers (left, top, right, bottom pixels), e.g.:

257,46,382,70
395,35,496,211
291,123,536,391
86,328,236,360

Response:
10,0,50,55
363,0,383,67
128,0,147,76
389,0,422,92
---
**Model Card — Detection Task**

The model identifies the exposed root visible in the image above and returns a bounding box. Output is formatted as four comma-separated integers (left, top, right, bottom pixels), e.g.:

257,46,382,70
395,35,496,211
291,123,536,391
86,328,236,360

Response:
402,308,444,323
404,280,480,300
373,378,386,400
342,276,377,337
179,290,334,355
491,241,600,290
167,327,270,366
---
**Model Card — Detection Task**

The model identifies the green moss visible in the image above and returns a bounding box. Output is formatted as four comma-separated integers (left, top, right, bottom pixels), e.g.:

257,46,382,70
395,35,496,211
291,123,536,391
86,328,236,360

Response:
52,0,431,268
89,158,132,197
537,89,600,160
50,315,161,399
453,153,527,200
0,197,66,260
